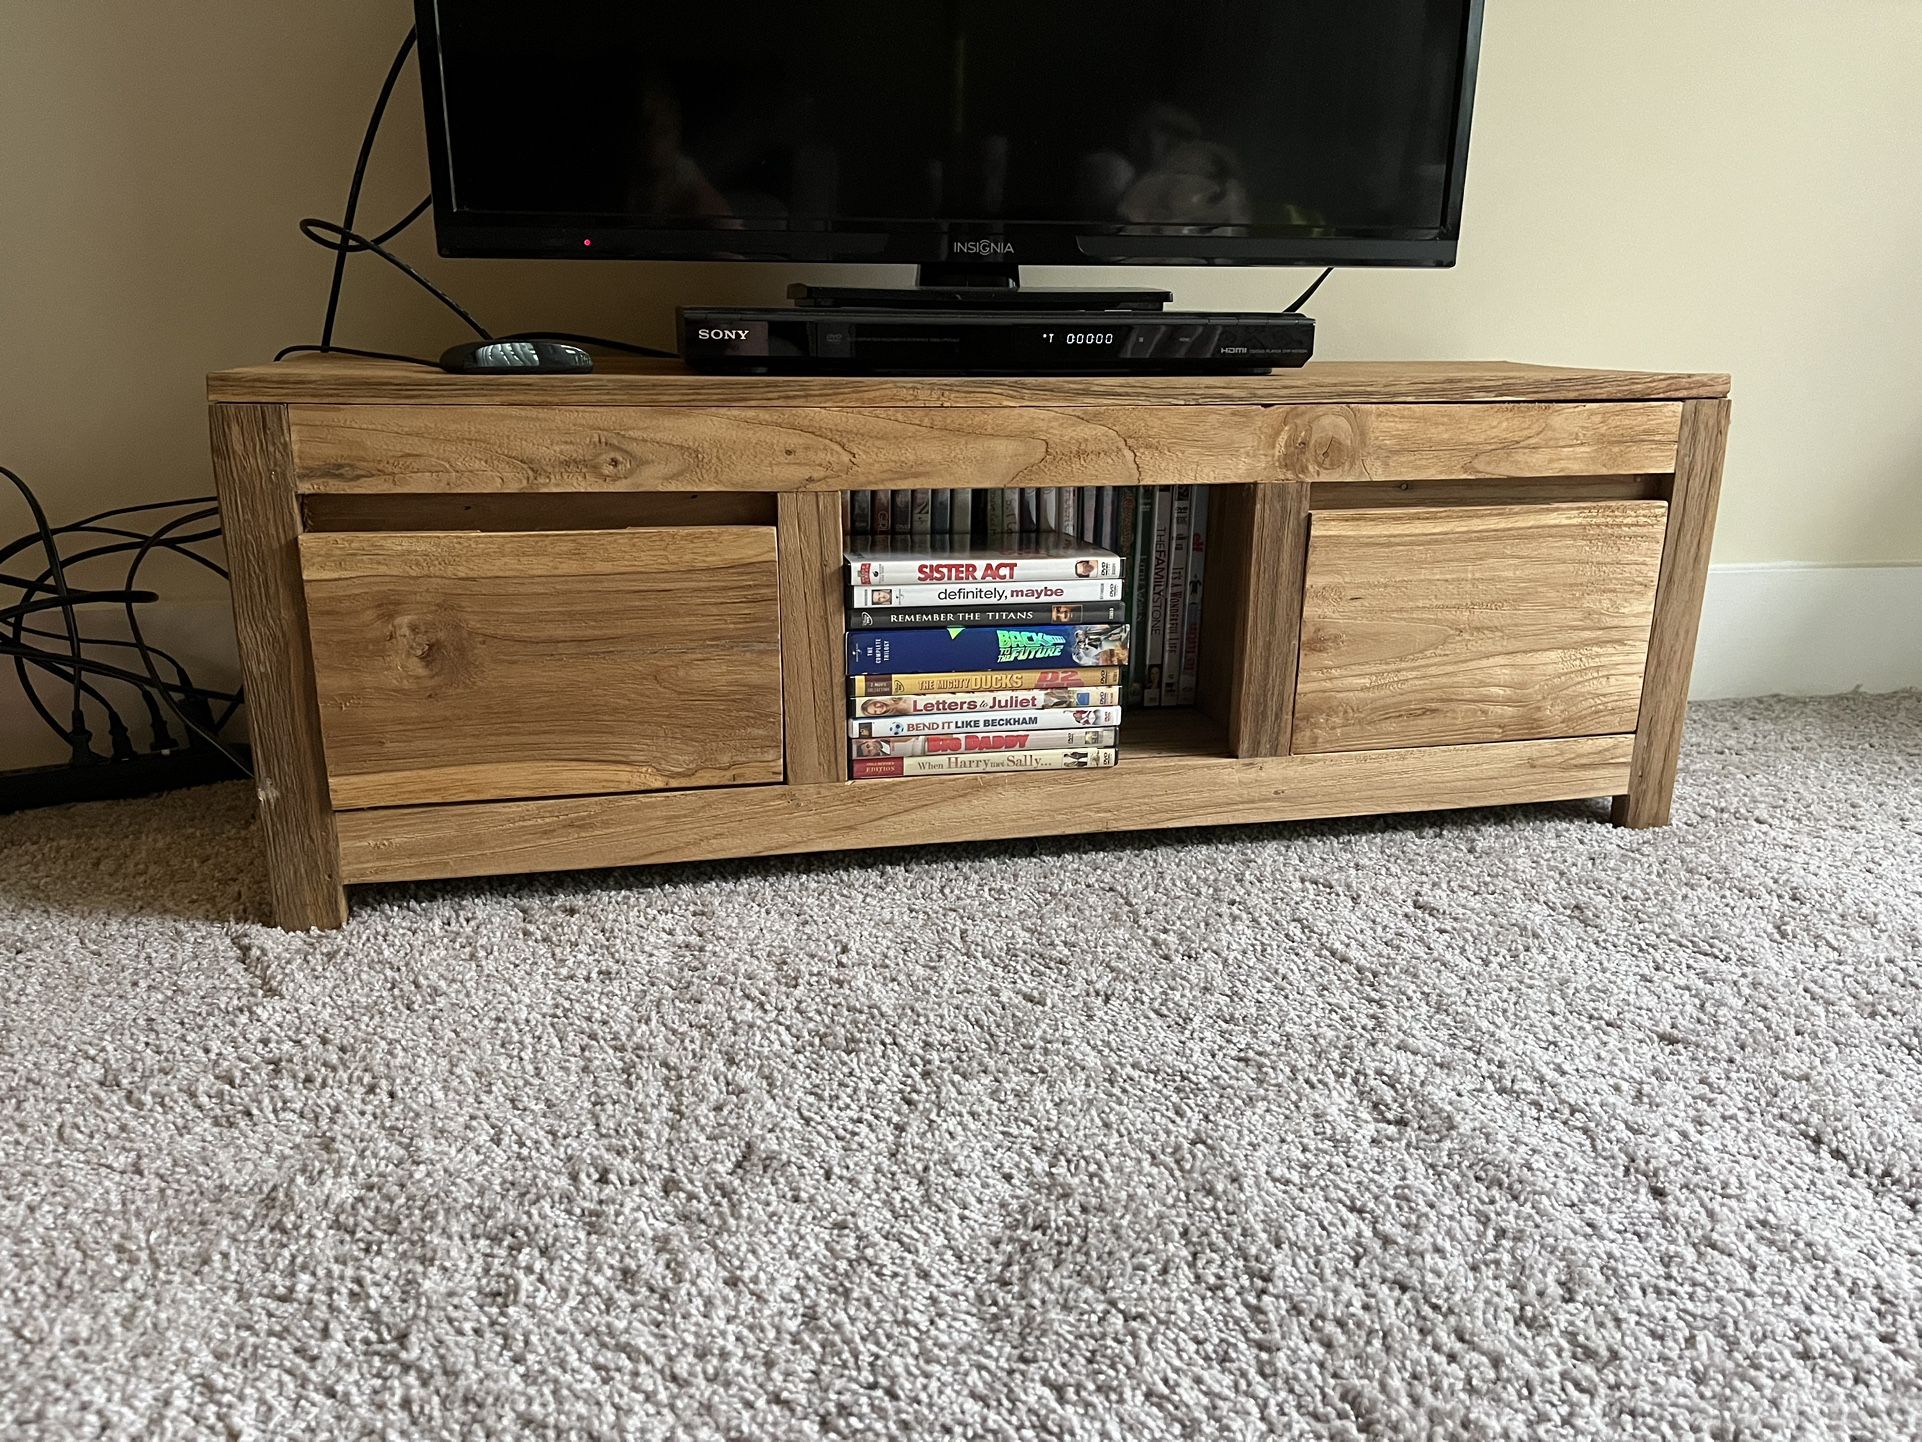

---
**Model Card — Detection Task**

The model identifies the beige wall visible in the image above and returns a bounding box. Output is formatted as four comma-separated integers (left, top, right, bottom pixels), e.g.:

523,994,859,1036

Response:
3,0,1919,766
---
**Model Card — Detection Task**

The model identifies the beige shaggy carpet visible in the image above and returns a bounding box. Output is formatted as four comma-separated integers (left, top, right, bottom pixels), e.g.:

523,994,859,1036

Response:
1,693,1920,1440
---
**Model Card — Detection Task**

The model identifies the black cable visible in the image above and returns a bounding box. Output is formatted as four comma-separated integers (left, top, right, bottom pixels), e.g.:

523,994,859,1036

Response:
321,27,419,354
2,592,161,623
5,522,224,597
273,343,442,369
63,496,215,532
3,475,242,762
0,523,228,582
123,510,251,772
17,623,206,747
3,464,90,757
1285,266,1335,313
1,589,159,751
304,195,432,255
19,623,202,694
3,504,231,752
0,641,237,702
3,646,127,748
301,218,490,339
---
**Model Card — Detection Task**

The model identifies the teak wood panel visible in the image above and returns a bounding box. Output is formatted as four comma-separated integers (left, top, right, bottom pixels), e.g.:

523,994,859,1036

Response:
298,527,784,808
213,357,1732,408
208,403,347,929
288,405,1285,493
776,492,848,785
286,400,1680,495
1276,403,1681,482
1205,482,1310,757
335,734,1636,884
1614,398,1732,827
1293,502,1668,753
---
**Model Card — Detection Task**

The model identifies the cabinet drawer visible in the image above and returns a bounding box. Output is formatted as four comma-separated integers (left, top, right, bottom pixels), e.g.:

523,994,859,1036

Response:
298,527,783,808
1293,502,1667,752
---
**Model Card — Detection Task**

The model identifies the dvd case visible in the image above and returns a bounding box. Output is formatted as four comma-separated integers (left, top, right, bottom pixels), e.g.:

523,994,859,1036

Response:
1160,486,1193,706
846,533,1122,586
851,686,1121,717
850,706,1123,738
849,579,1124,608
850,727,1115,759
1177,487,1209,706
847,603,1127,632
1142,488,1174,705
850,666,1121,697
1018,488,1039,532
1125,488,1153,707
852,747,1117,779
846,624,1130,675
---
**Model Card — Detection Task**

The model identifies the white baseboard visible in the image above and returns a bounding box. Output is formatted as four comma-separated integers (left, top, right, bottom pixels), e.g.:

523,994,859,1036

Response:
1692,563,1922,699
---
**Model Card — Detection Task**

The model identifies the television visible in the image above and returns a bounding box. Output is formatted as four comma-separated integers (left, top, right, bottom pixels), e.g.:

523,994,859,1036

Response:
415,0,1483,274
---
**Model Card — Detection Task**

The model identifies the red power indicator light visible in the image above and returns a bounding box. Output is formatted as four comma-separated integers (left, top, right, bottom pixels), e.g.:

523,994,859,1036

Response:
582,237,593,247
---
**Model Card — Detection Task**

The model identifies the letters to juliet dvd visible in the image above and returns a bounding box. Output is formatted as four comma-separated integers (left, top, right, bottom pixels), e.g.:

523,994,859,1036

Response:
850,687,1120,716
844,624,1131,675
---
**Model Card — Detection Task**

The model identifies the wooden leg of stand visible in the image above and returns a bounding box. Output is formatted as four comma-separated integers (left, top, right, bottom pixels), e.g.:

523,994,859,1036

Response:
209,403,348,928
1613,398,1730,828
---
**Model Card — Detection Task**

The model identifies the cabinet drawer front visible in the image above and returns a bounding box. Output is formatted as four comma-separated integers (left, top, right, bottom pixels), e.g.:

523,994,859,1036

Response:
1293,502,1667,753
299,527,783,807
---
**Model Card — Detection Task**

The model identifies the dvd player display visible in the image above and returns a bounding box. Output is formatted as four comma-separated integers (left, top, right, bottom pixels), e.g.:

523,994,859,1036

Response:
680,308,1314,375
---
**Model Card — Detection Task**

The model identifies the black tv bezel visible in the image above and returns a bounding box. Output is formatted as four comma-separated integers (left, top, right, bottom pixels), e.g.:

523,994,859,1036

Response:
413,0,1484,270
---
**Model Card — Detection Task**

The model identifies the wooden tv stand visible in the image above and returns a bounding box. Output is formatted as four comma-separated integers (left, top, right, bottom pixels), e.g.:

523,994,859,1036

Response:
207,358,1730,930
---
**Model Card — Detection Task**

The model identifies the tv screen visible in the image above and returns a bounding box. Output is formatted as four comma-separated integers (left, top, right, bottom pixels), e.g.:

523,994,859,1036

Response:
417,0,1481,268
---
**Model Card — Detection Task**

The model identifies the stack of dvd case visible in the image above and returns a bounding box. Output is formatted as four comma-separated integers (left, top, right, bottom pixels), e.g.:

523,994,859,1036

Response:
842,485,1205,711
844,527,1130,780
1124,485,1209,708
845,486,1137,552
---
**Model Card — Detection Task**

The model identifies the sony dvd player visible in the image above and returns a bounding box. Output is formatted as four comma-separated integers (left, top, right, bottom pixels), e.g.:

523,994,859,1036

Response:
678,307,1314,375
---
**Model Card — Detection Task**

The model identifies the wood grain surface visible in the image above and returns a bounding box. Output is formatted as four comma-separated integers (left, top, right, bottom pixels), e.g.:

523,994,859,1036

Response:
1276,403,1681,481
288,404,1283,494
777,492,848,785
1613,399,1733,827
299,527,784,808
208,403,348,929
288,401,1685,494
1294,502,1668,753
1218,482,1310,757
335,734,1636,884
213,357,1732,408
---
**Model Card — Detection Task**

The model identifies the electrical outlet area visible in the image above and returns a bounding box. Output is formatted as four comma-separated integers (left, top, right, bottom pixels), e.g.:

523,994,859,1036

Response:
1,466,248,812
